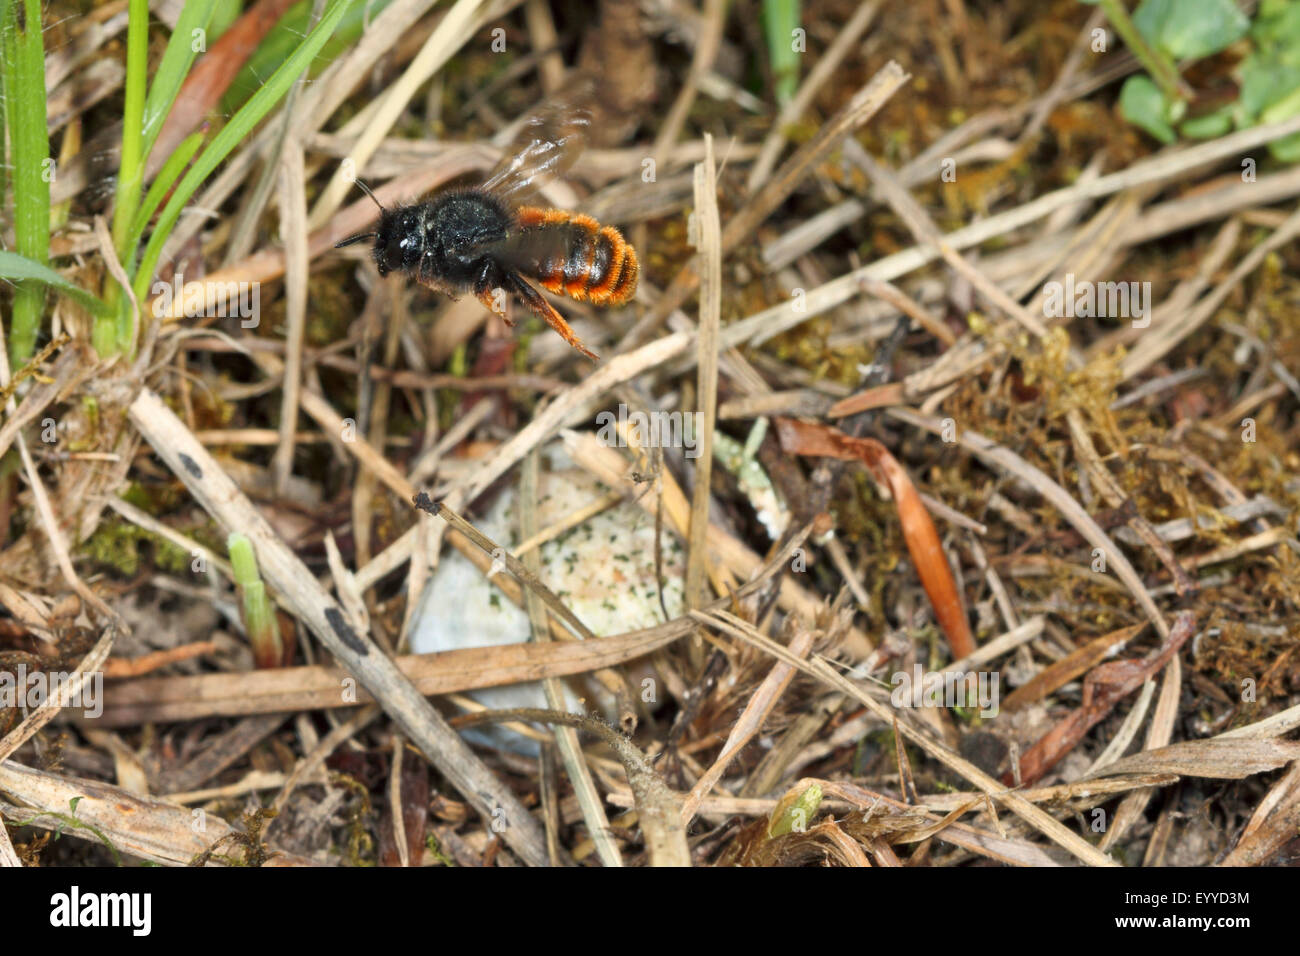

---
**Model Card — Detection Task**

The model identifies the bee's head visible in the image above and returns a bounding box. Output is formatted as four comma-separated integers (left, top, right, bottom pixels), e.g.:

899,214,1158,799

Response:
371,206,423,277
334,179,421,277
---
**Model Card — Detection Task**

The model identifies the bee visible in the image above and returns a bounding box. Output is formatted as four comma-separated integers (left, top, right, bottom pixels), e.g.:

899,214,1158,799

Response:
334,94,637,361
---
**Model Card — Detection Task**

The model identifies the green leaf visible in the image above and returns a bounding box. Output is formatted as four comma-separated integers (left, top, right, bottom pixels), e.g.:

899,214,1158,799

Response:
768,783,823,837
140,0,217,161
110,0,149,259
1120,74,1177,143
209,0,242,39
132,0,352,308
1260,80,1300,125
1180,106,1234,138
2,0,52,366
1239,50,1300,119
227,532,282,668
1252,0,1300,51
1262,82,1300,160
762,0,801,106
1270,131,1300,161
222,0,393,116
1133,0,1249,60
127,129,206,262
227,533,261,587
0,252,114,316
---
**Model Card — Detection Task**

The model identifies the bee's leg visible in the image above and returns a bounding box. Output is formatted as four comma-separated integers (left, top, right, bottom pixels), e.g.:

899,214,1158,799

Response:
474,265,514,328
505,273,598,361
413,273,460,299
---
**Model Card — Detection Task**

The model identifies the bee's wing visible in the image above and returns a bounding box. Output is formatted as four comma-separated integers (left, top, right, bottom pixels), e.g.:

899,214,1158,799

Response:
480,86,594,204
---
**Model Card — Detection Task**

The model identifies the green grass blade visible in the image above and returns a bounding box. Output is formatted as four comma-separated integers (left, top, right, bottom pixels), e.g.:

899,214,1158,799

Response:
2,0,52,368
127,130,205,270
140,0,217,161
222,0,394,116
0,0,7,219
105,1,217,354
763,0,801,106
0,252,113,318
100,0,151,354
110,0,150,258
132,0,352,311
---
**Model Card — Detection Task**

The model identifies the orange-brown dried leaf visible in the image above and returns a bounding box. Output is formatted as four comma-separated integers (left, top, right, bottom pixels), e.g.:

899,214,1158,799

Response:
148,0,298,175
774,417,975,658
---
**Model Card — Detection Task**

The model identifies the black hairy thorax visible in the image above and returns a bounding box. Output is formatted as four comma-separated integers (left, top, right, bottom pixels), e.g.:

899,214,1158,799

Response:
372,191,512,290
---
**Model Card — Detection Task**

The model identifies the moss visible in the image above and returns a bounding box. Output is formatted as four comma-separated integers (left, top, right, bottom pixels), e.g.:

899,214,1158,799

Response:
82,518,146,576
82,514,209,578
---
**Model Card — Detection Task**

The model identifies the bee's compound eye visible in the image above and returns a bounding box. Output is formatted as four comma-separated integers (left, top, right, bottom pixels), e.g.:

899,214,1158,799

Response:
385,236,404,267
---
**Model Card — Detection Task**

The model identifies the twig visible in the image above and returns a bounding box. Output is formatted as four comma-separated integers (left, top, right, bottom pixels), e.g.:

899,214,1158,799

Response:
101,641,217,678
651,0,727,169
623,61,911,347
0,817,19,867
271,145,309,496
454,707,690,867
1121,202,1300,380
0,630,114,763
889,407,1168,637
308,0,486,229
746,0,881,190
127,387,549,866
849,143,1049,340
519,452,621,868
269,704,379,822
92,624,694,726
14,432,118,623
689,610,1118,867
685,134,721,608
0,760,317,867
414,494,598,643
723,114,1300,353
680,621,815,826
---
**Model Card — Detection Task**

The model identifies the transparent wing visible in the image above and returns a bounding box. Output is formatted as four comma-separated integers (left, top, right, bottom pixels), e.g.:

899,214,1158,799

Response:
480,84,595,204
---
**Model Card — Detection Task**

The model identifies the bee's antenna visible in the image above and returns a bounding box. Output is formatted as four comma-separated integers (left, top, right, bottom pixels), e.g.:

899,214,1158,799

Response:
352,178,385,212
334,232,377,249
334,179,385,249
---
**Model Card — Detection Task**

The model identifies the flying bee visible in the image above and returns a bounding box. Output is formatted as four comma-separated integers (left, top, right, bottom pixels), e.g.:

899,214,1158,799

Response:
334,93,637,361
